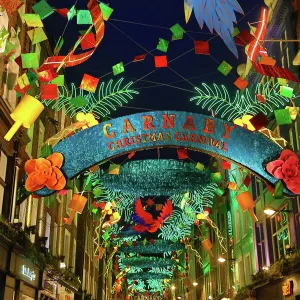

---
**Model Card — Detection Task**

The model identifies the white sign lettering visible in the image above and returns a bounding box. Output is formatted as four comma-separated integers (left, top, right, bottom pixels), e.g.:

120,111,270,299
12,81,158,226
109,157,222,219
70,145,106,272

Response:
22,265,36,281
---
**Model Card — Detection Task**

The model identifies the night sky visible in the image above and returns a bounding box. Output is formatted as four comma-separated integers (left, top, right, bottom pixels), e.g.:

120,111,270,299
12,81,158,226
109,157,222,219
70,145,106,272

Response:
44,0,265,162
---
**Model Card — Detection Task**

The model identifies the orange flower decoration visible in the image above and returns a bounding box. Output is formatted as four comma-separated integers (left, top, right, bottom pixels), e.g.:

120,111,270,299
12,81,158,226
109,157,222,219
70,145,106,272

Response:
25,153,66,192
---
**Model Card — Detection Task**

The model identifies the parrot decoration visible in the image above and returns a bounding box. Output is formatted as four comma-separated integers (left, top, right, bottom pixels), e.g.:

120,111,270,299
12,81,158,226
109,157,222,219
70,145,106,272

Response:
184,0,244,57
122,198,173,234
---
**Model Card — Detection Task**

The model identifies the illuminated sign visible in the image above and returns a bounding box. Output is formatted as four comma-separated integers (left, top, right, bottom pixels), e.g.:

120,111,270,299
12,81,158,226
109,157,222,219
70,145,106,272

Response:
282,280,293,296
22,265,36,281
34,111,295,196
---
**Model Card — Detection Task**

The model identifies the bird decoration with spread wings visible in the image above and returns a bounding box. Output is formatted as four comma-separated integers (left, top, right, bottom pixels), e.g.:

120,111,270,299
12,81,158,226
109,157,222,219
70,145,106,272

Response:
132,198,173,233
184,0,244,57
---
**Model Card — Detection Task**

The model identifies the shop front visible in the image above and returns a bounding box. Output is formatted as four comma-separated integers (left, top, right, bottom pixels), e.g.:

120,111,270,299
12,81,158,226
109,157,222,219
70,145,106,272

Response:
10,251,40,300
39,272,58,300
57,284,75,300
256,273,300,300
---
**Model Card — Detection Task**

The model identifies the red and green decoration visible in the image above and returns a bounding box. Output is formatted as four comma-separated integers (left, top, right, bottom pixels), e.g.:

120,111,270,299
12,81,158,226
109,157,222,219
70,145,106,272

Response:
266,149,300,194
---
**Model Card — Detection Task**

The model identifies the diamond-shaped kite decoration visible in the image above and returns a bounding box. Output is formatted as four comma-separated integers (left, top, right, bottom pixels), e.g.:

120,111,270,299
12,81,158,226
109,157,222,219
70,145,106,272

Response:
109,164,120,175
40,84,58,100
23,14,44,27
99,3,114,20
274,109,292,125
280,86,293,98
32,0,54,20
51,75,64,86
80,74,99,93
194,41,209,55
17,73,30,89
112,62,124,76
77,10,92,25
27,28,48,44
133,54,146,62
156,38,169,53
79,33,96,50
234,77,249,90
154,56,167,68
217,61,232,76
21,53,39,69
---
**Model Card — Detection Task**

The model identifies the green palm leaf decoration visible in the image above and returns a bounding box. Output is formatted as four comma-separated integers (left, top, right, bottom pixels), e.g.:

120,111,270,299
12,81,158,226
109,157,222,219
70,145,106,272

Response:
158,209,194,241
190,82,291,121
43,78,139,118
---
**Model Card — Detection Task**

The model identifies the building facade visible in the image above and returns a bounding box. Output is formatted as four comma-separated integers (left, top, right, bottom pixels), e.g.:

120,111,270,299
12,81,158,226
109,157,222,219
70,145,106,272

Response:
198,0,300,299
0,1,103,299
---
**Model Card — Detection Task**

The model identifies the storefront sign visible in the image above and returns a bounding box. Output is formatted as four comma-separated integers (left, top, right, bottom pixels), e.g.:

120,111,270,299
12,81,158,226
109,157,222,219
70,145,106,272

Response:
282,280,293,296
22,265,36,281
35,111,296,196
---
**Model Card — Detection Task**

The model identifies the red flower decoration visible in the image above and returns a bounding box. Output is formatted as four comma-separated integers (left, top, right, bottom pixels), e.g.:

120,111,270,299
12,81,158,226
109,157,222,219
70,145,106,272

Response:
25,153,66,192
266,149,300,194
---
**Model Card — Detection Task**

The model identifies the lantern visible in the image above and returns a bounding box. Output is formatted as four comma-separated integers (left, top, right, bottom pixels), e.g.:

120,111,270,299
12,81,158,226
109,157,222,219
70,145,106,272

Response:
4,95,44,141
63,194,87,224
236,191,258,222
202,239,214,257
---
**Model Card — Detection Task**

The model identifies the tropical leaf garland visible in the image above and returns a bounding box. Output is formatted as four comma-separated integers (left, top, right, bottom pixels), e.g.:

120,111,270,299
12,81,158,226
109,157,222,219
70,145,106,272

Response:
158,209,194,241
190,82,291,121
43,78,139,118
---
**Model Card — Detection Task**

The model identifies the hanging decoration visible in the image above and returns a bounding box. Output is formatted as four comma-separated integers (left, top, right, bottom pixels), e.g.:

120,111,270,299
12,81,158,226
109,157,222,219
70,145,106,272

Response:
40,0,105,70
129,199,173,234
24,153,66,193
184,0,244,57
190,82,291,121
266,149,300,194
121,256,176,268
100,159,212,196
43,79,139,119
4,95,45,141
119,240,184,254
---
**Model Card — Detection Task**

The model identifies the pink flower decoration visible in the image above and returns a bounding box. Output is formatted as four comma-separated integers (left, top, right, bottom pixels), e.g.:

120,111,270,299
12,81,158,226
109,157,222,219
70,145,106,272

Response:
266,149,300,194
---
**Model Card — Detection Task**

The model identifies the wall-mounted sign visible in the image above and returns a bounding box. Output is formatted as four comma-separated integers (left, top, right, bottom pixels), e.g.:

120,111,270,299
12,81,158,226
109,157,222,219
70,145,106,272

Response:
22,265,36,281
282,280,293,296
44,280,57,294
35,111,295,196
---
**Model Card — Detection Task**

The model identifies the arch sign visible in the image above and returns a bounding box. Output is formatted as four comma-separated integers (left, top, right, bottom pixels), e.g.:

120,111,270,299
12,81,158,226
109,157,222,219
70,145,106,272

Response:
36,111,297,196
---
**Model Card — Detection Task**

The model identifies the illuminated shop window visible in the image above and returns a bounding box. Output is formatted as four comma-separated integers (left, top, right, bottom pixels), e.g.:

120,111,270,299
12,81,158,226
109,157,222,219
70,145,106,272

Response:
270,207,290,261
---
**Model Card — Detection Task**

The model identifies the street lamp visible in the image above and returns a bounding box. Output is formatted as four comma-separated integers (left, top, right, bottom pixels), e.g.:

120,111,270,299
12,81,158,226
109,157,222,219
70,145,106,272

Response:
193,282,198,287
263,206,292,216
218,257,235,263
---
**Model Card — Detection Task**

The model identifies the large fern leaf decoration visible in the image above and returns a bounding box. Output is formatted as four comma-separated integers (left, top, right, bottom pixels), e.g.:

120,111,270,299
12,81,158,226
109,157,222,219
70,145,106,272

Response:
43,78,139,118
190,82,291,121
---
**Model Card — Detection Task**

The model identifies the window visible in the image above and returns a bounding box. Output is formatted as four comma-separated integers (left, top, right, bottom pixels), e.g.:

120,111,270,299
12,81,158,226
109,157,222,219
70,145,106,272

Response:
271,207,290,261
64,230,71,267
244,254,252,285
237,259,245,288
256,223,266,268
30,197,38,243
242,211,248,237
0,151,7,215
19,199,27,229
0,151,7,181
45,213,51,248
52,223,58,256
235,210,240,243
72,239,76,268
